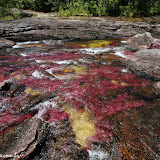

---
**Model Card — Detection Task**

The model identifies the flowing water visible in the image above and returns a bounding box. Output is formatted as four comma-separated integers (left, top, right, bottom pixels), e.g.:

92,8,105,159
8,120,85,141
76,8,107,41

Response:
0,38,159,159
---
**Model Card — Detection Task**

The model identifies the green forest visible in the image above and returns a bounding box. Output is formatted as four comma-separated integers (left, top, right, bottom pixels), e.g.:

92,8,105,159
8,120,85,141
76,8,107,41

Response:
0,0,160,18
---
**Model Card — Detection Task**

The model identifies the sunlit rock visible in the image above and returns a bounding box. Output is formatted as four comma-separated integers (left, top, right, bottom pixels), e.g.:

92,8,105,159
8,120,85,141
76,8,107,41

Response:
0,38,15,49
150,38,160,49
126,32,155,50
124,49,160,80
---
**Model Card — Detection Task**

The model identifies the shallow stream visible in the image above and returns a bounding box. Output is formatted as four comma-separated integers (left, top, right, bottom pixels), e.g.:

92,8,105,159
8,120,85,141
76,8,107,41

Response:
0,38,160,159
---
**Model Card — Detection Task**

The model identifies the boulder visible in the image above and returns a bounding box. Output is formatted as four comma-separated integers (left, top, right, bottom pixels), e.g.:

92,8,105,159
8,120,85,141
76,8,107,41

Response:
126,32,155,50
0,38,15,48
124,49,160,80
0,117,47,160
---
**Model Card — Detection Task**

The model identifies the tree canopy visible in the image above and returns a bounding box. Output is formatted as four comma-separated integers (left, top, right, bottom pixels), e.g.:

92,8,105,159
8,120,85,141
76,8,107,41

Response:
0,0,160,18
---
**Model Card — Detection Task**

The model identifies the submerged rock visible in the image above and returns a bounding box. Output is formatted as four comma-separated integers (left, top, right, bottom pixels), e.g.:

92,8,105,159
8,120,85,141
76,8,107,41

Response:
0,38,15,48
27,119,89,160
0,82,25,97
111,100,160,159
126,32,155,50
130,82,160,100
0,117,47,160
14,92,56,113
124,49,160,80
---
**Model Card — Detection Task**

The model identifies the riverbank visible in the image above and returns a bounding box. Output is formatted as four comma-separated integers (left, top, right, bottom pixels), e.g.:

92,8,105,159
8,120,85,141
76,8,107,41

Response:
0,12,160,42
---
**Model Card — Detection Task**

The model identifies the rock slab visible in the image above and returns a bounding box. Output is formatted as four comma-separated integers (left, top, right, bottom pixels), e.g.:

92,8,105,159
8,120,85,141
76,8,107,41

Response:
0,38,15,48
126,32,155,50
0,17,160,41
124,49,160,80
0,117,46,160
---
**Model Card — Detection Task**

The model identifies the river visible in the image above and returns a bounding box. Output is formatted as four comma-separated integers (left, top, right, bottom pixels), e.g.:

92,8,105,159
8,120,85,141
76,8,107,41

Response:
0,38,159,159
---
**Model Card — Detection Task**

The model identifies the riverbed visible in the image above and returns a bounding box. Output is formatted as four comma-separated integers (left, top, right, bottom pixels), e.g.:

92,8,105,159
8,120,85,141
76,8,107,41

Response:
0,38,160,159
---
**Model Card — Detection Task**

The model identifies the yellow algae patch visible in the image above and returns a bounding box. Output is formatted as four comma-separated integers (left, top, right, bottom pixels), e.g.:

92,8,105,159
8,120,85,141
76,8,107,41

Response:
81,40,111,48
23,44,43,48
111,80,128,86
111,80,119,85
61,66,86,75
64,106,95,147
25,87,41,95
71,66,86,75
120,82,128,86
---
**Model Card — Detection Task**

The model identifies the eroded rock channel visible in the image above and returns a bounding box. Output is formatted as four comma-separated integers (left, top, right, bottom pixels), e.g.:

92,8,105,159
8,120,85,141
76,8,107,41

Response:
0,15,160,159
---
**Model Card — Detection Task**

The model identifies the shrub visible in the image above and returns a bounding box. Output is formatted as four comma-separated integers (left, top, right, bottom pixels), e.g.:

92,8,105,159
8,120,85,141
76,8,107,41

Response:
32,0,54,12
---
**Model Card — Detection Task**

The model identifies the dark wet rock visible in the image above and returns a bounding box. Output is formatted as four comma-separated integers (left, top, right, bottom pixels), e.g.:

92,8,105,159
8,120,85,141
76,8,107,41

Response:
124,49,160,80
95,52,124,66
0,38,15,48
0,117,47,160
126,32,155,50
130,82,160,100
5,28,119,42
0,59,36,68
110,101,160,159
0,82,25,97
27,119,89,160
14,92,56,113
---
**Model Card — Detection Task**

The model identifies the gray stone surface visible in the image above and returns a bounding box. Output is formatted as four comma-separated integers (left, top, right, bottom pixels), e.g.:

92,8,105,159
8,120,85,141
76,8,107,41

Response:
0,17,160,41
0,117,47,160
0,38,15,48
126,32,155,50
124,49,160,80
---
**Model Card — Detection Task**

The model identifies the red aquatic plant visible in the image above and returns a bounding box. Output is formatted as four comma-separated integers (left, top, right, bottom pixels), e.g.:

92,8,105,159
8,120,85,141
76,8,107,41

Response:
123,50,135,56
18,77,61,92
150,39,160,49
42,108,68,122
59,64,149,145
0,75,6,82
27,52,80,62
0,55,25,62
0,111,33,132
0,40,152,151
